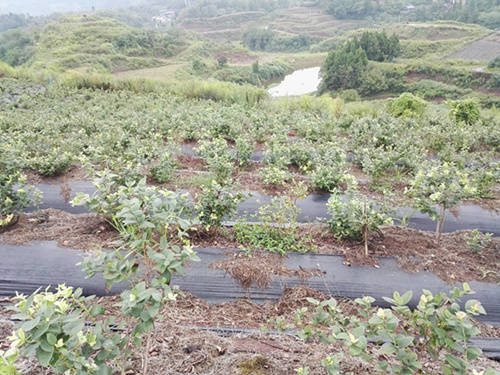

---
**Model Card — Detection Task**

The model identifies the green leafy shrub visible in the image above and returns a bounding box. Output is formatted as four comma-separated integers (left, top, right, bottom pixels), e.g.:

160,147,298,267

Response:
235,181,316,255
0,146,39,226
327,177,393,255
260,165,290,186
446,98,481,125
464,229,493,254
488,55,500,69
406,161,476,244
308,142,346,192
29,150,73,177
234,136,254,167
195,138,234,185
409,79,468,100
276,284,496,375
150,147,178,184
72,172,191,225
487,72,500,90
387,93,427,118
195,179,246,234
338,89,360,103
12,176,199,374
288,139,315,170
9,285,130,374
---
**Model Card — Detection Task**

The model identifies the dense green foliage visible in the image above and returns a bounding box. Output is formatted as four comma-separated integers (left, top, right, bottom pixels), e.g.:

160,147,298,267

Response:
0,13,28,32
211,60,289,86
319,32,401,95
242,28,316,52
317,0,500,29
355,30,400,62
319,40,368,93
284,284,497,375
387,93,427,118
0,72,498,203
0,29,37,67
489,55,500,69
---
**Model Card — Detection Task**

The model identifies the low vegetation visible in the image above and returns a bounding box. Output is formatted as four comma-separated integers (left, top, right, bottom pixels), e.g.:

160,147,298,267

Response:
1,1,500,374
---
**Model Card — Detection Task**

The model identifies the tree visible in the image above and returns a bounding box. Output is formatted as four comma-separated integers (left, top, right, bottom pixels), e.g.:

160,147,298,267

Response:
319,40,368,94
356,31,400,62
217,55,228,68
488,55,500,69
406,161,476,245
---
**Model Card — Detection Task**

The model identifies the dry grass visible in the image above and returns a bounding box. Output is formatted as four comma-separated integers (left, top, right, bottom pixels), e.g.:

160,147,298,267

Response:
113,63,188,82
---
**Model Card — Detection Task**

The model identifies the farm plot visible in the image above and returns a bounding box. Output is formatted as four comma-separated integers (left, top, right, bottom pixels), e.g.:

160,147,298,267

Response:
271,6,368,38
446,32,500,61
2,74,500,375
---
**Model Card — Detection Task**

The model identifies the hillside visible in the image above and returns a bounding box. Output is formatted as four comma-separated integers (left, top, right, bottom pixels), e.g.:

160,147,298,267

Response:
26,14,187,73
447,31,500,61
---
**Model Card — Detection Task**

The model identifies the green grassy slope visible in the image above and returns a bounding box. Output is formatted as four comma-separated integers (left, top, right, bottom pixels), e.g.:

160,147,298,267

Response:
26,14,187,73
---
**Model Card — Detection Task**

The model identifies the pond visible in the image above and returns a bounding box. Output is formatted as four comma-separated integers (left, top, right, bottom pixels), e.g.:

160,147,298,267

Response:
267,66,321,97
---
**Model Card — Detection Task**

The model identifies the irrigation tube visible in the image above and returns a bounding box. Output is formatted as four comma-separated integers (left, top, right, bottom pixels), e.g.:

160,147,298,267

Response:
25,181,500,236
1,243,499,327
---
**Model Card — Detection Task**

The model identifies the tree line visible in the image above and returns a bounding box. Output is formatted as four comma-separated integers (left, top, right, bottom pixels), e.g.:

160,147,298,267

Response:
319,31,400,94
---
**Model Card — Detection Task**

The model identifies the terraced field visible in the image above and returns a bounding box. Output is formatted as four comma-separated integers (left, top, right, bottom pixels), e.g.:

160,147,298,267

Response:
270,6,368,39
179,6,367,41
446,32,500,61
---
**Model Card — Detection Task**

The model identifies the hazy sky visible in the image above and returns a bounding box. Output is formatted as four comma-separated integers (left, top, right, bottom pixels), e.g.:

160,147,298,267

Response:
0,0,143,16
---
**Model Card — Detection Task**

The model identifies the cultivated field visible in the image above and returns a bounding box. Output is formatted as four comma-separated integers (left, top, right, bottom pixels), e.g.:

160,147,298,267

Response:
446,32,500,61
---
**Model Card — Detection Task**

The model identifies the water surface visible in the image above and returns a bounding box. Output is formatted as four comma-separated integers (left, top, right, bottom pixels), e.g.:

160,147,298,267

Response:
268,67,321,97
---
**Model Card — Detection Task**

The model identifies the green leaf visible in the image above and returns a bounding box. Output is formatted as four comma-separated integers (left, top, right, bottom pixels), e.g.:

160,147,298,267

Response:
36,347,53,367
30,324,49,340
444,354,466,371
133,336,142,347
62,317,85,336
46,333,57,346
400,291,412,305
90,305,105,317
20,316,40,332
463,282,471,293
40,338,54,353
378,342,396,355
102,339,115,351
395,335,414,349
466,346,482,361
147,305,160,319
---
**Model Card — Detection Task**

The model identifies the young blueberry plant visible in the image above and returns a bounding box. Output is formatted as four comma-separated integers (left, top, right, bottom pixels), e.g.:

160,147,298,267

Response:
79,177,199,374
273,284,497,375
8,285,130,375
405,161,476,245
0,144,41,227
195,178,246,237
326,176,393,256
8,177,199,375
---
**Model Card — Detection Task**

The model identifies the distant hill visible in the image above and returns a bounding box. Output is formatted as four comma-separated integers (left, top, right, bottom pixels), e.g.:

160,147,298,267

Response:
24,14,187,72
0,0,143,16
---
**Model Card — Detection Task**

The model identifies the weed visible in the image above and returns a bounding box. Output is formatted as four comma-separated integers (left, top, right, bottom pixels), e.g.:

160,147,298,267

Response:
235,181,316,255
464,229,493,254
